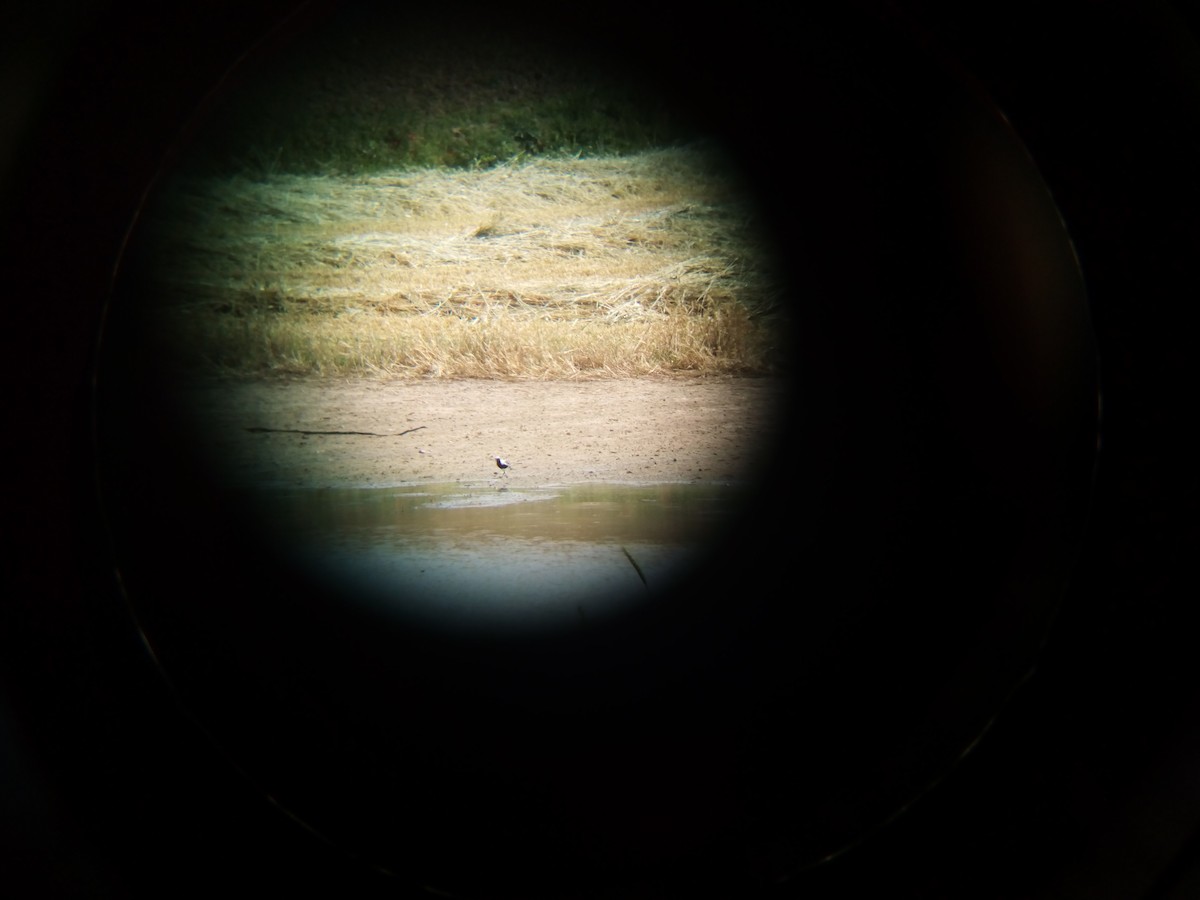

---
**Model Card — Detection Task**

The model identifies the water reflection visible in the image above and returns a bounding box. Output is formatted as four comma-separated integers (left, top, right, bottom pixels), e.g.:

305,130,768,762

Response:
253,481,743,637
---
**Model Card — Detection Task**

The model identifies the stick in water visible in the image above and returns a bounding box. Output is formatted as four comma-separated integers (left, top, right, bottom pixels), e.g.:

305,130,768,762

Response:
621,546,648,587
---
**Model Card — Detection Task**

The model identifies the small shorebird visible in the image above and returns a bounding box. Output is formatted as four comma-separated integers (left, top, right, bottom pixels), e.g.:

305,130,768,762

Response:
492,455,510,477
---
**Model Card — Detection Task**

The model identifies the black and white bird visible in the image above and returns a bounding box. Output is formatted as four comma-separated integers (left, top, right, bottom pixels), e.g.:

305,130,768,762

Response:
492,455,510,476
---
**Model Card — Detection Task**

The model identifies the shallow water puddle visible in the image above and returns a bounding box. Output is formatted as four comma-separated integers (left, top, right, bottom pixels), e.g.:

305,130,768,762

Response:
254,482,744,636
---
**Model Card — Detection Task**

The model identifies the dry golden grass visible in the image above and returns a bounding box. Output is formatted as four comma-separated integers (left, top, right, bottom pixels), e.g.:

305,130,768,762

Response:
143,144,785,378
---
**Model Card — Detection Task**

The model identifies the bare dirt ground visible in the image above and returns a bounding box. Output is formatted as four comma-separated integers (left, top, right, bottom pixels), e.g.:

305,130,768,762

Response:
183,375,791,489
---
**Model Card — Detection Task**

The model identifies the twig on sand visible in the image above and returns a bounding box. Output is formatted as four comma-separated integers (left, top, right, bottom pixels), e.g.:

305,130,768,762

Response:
246,425,427,437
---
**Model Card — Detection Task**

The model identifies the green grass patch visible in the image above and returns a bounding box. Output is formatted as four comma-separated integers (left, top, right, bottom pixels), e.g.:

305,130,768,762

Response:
183,9,697,178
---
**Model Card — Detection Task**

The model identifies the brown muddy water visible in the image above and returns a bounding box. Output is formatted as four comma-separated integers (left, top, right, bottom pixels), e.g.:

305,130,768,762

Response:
253,481,746,638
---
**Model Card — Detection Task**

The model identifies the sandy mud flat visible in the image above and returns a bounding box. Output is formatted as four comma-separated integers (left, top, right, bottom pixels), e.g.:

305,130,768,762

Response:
180,375,791,489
